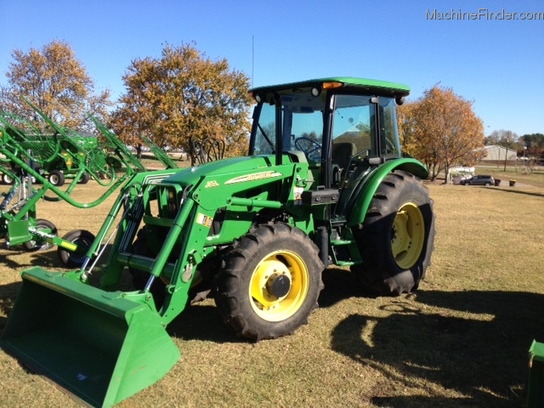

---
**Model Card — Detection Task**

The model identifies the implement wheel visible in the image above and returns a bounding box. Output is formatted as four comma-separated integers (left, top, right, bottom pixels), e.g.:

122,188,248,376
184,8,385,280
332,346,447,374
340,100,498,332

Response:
23,219,57,251
351,170,436,295
48,170,65,187
57,229,95,267
2,173,14,185
215,223,324,341
78,172,90,184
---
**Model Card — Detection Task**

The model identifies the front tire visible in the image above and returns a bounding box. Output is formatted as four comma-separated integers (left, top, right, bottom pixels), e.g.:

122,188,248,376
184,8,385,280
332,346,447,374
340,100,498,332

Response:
351,170,435,295
215,223,324,341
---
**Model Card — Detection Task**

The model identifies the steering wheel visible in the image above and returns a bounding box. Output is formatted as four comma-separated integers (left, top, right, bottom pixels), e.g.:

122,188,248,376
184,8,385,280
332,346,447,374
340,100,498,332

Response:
295,137,322,161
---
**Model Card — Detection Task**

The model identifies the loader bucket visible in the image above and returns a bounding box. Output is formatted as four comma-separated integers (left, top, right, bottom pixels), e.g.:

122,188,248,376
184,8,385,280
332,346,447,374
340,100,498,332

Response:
0,267,180,407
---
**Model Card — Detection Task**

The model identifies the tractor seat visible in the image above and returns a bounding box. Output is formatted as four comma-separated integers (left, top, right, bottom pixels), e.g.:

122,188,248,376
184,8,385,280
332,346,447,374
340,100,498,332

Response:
331,142,357,188
332,142,356,169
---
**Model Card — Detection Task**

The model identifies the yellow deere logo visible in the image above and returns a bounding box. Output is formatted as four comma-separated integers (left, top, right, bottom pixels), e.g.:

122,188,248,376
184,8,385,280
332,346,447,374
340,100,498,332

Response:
205,180,219,188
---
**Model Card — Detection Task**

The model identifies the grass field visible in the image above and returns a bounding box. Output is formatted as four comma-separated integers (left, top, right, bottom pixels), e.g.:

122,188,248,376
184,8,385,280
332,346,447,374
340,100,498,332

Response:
0,172,543,407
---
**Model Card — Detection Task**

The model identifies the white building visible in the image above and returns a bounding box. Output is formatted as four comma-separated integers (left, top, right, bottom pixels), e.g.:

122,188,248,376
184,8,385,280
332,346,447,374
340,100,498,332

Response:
479,145,517,161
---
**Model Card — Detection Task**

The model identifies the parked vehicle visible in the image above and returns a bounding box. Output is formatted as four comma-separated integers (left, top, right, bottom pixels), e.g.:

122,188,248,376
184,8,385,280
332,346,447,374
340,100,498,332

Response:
460,175,495,186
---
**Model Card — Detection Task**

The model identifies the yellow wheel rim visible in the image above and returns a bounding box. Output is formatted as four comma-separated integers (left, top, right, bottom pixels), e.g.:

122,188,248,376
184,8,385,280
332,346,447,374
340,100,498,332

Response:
249,250,310,322
391,202,425,269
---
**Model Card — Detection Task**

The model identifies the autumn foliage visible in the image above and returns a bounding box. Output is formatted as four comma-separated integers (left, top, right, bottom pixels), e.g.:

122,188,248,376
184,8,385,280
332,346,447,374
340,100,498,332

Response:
398,85,485,181
0,41,112,131
110,43,253,159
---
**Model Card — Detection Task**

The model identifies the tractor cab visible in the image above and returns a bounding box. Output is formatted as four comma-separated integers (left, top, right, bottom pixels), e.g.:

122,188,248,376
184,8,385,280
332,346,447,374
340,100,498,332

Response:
248,77,409,200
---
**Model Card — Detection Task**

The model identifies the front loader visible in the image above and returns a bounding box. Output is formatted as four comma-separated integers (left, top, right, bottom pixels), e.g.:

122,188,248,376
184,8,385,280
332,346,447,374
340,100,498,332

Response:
1,77,436,406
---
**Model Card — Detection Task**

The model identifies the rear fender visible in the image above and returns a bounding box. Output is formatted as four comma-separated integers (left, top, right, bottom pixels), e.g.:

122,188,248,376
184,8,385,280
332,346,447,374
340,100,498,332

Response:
346,158,428,227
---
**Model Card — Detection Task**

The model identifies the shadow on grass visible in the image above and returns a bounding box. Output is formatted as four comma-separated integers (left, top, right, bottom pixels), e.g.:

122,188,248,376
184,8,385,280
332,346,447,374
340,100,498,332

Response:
168,266,374,343
491,186,544,198
319,267,375,307
1,246,65,270
166,302,241,344
371,396,476,407
330,289,544,407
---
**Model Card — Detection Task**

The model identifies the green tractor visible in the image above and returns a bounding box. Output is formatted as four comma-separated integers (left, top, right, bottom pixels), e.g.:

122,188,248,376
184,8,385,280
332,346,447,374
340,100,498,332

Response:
1,77,435,406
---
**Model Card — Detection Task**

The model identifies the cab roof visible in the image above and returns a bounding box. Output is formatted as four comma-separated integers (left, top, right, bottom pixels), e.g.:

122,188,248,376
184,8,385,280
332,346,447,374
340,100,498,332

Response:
250,76,410,98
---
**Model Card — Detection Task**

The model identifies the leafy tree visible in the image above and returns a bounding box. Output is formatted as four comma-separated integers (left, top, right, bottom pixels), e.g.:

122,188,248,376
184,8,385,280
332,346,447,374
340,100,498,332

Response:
519,133,544,158
398,85,485,181
397,102,419,156
110,43,252,160
0,40,112,131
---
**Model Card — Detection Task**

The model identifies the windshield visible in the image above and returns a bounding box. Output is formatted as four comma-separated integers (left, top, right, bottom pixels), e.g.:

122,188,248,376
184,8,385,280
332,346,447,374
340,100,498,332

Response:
250,90,399,160
251,90,325,161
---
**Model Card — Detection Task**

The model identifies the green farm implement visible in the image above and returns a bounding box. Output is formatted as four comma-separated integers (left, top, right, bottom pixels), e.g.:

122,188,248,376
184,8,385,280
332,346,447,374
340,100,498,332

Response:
1,77,436,406
0,126,101,187
0,105,157,262
140,135,180,169
0,127,122,262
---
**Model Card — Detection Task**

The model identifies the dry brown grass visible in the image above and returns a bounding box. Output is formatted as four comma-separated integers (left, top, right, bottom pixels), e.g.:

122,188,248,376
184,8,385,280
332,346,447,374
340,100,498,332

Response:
1,175,544,407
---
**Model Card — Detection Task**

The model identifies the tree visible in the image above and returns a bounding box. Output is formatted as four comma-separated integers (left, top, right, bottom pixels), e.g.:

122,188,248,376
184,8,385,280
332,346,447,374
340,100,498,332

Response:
398,85,485,181
518,133,544,158
486,129,519,148
0,40,112,131
110,43,252,160
397,102,419,156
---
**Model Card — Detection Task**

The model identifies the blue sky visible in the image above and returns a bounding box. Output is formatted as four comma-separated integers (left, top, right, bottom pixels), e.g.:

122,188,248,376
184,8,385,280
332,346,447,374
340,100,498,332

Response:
1,0,542,136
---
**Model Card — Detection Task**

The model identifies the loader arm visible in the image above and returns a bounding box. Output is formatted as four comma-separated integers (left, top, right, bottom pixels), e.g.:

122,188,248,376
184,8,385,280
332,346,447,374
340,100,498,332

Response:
105,154,316,325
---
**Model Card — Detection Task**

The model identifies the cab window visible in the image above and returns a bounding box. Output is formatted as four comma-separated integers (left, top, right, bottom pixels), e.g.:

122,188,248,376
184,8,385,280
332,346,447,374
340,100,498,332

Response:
332,95,374,157
252,102,276,155
379,97,401,157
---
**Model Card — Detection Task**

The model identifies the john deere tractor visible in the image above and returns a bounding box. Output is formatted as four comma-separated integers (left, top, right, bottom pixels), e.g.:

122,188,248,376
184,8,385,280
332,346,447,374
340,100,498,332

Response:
1,77,435,406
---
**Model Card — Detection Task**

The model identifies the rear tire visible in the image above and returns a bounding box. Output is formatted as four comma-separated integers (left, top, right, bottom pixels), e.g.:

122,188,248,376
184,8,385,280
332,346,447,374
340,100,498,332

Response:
23,219,57,251
215,223,324,341
57,229,96,267
351,170,435,295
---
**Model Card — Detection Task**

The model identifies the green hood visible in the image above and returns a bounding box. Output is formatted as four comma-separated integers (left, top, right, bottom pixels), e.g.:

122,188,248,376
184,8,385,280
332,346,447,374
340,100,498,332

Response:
162,155,288,186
